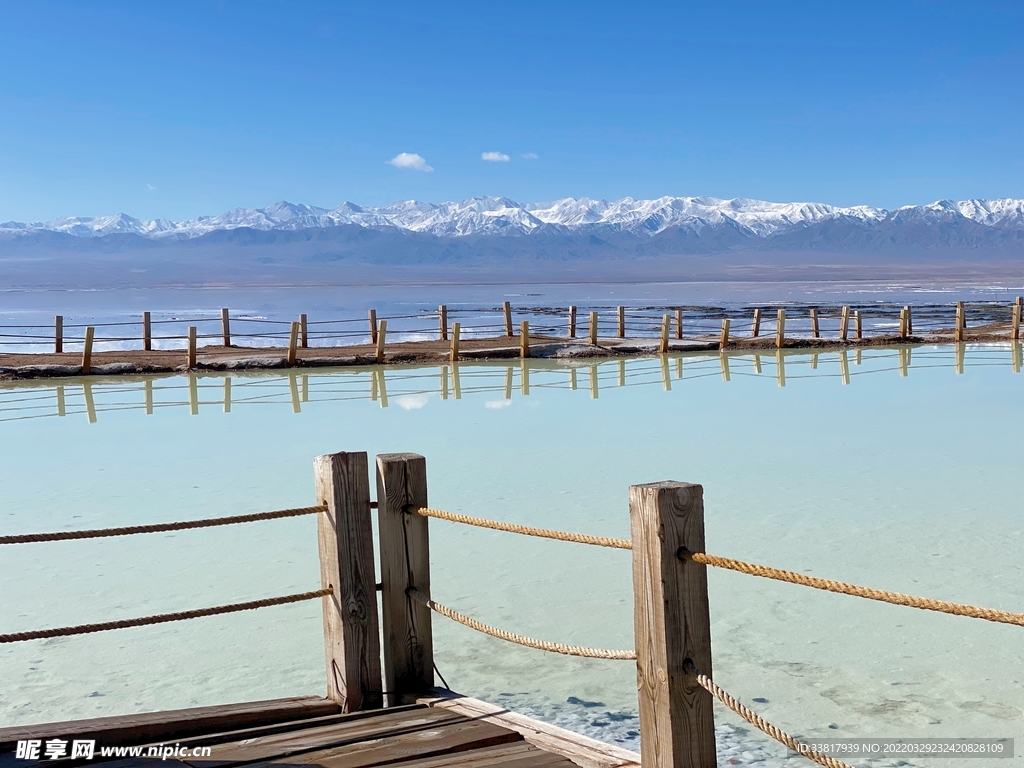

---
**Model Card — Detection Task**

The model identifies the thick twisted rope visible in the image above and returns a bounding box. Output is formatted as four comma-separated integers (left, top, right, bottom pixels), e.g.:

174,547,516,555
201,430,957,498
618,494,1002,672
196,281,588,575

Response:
682,551,1024,627
409,507,632,549
690,665,855,768
0,505,327,545
407,588,635,660
0,588,332,643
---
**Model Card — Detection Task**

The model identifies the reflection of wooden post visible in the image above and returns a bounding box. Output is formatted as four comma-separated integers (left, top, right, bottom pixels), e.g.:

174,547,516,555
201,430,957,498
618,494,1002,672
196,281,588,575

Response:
143,311,152,352
376,453,433,706
368,309,378,344
188,374,199,416
810,309,819,339
589,363,599,399
289,372,301,413
751,308,761,338
569,368,577,390
956,342,965,375
720,353,730,382
855,348,862,366
840,306,850,341
82,326,95,374
618,306,625,338
370,372,378,401
660,314,670,353
145,379,154,415
520,360,529,396
753,353,762,374
222,378,230,414
302,374,309,403
568,305,576,338
661,355,671,391
440,366,449,400
503,301,513,337
618,359,626,387
905,306,913,336
840,349,850,385
899,348,909,377
439,305,447,341
55,315,63,354
56,385,66,417
775,309,786,349
589,312,598,346
187,326,197,369
450,322,460,362
776,350,786,388
630,481,715,768
809,352,818,370
505,367,513,399
675,357,682,379
719,318,730,350
300,313,308,349
1012,342,1022,374
675,309,683,340
222,308,231,347
520,321,530,358
451,363,461,400
377,369,389,407
314,451,382,712
374,320,386,365
288,321,300,365
83,382,96,424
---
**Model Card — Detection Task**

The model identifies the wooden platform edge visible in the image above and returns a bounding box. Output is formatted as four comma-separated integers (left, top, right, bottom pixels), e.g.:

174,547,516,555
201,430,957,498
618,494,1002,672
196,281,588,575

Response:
0,696,340,752
412,689,641,768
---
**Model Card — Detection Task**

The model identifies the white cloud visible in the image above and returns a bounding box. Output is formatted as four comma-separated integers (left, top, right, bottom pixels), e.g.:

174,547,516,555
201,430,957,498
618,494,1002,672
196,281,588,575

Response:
482,151,510,162
146,183,157,191
395,394,430,410
521,152,538,160
485,399,512,409
387,153,433,172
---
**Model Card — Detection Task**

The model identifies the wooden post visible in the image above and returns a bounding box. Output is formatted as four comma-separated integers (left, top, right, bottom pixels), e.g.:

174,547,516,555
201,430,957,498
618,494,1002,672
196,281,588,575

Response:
439,305,447,341
82,326,94,374
718,318,730,350
568,305,577,338
376,453,433,705
675,309,683,340
54,315,63,353
221,308,231,347
751,308,761,338
618,306,626,339
288,321,300,365
375,320,386,364
569,368,577,391
368,309,378,344
855,311,863,340
143,311,152,352
1012,300,1021,342
376,369,389,408
313,451,382,711
450,322,460,362
810,309,819,339
503,301,513,337
520,320,530,358
660,314,670,354
187,326,197,368
1012,342,1022,374
302,374,309,402
905,306,913,336
630,481,715,768
589,311,598,346
955,301,965,342
840,306,850,341
753,353,763,374
809,352,818,370
775,309,786,349
618,359,625,387
899,307,908,339
300,314,308,348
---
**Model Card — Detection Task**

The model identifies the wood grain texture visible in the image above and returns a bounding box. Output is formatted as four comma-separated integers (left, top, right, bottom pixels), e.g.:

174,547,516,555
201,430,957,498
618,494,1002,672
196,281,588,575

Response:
288,322,300,365
82,326,94,374
368,310,378,345
187,327,197,369
775,309,786,349
589,312,598,346
375,321,387,364
300,313,309,348
504,301,513,337
810,308,819,339
855,311,863,340
143,311,152,352
222,308,231,347
718,318,729,350
314,451,383,711
674,309,682,340
659,315,669,353
520,321,530,358
568,305,577,338
54,315,63,354
618,306,625,338
840,306,850,341
751,307,761,338
629,482,715,768
439,305,447,341
450,323,460,362
376,453,434,705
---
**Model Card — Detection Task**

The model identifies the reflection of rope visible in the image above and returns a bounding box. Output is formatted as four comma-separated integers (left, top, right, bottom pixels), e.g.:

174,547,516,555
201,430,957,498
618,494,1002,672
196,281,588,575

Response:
0,505,326,545
0,588,332,643
688,662,855,768
410,506,631,549
407,588,635,659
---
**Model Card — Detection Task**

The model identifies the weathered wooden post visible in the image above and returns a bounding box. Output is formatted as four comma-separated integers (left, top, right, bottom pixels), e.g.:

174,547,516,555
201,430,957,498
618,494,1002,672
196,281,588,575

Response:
718,318,730,350
82,326,95,374
54,315,63,354
660,314,670,353
368,309,378,344
855,311,863,340
187,326,197,368
751,308,761,338
955,301,965,342
520,320,531,358
376,453,433,706
375,320,387,364
287,321,300,365
905,306,913,336
675,309,683,340
630,481,715,768
589,311,599,346
840,306,850,341
775,309,786,348
568,305,577,338
142,311,152,351
618,306,626,339
899,307,907,339
221,308,231,347
440,366,449,400
503,301,513,337
300,313,308,348
1013,300,1022,342
899,347,910,377
450,322,460,362
314,451,383,711
439,305,448,341
810,308,819,339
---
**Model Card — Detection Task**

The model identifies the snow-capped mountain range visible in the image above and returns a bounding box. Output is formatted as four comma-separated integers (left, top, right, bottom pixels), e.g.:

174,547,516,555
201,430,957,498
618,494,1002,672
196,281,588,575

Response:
3,196,1024,241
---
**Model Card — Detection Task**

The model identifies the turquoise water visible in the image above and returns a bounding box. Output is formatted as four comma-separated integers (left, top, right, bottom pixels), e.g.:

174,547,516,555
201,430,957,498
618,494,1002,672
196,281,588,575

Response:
1,344,1022,765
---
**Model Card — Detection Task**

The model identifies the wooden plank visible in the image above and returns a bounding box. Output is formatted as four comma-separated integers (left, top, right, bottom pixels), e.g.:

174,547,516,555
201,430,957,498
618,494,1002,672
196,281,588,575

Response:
809,308,819,339
187,326,197,369
629,482,715,768
82,326,95,374
439,305,447,341
503,301,513,337
221,308,231,347
905,305,913,336
751,307,761,338
376,453,433,705
300,313,309,349
520,321,530,358
143,311,152,352
415,690,641,768
368,310,378,345
618,306,625,338
775,309,785,349
0,697,341,752
899,306,908,338
568,305,576,338
54,315,63,354
288,321,300,366
384,741,576,768
313,451,382,711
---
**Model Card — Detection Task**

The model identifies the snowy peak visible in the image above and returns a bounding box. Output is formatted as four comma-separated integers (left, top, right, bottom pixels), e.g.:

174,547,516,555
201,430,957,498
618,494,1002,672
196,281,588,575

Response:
3,196,1023,241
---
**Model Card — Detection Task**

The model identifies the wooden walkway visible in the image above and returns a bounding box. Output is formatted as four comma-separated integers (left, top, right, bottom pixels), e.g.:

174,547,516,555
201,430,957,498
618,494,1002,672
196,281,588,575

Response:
0,691,641,768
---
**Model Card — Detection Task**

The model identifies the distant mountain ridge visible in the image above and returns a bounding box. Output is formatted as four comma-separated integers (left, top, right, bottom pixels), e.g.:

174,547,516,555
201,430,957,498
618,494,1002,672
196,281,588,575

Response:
3,195,1024,241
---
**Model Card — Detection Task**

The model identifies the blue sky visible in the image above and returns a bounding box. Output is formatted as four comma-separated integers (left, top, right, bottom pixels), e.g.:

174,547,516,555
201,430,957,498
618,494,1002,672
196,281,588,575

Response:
1,1,1021,221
